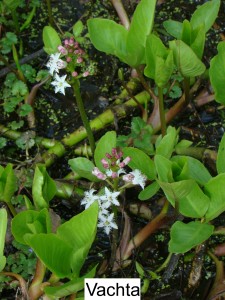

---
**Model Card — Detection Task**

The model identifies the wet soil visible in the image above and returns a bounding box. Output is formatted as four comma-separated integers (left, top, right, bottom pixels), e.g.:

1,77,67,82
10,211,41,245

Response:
1,0,225,299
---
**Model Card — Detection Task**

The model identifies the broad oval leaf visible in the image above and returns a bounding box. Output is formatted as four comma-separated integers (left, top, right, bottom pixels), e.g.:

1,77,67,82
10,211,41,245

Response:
171,155,212,185
32,165,56,210
190,0,220,33
0,163,17,203
12,208,51,244
155,126,178,159
123,147,156,180
0,209,7,272
68,157,99,182
204,173,225,221
43,26,61,55
26,233,73,278
126,0,157,66
209,41,225,104
154,155,174,183
190,25,205,59
163,20,183,39
94,131,117,172
87,19,128,63
145,34,166,79
217,132,225,174
169,221,214,253
57,202,98,276
73,20,84,38
158,179,210,218
138,181,160,200
169,40,206,77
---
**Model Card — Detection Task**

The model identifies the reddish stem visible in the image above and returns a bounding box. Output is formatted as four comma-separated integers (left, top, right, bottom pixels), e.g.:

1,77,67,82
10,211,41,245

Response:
122,199,169,261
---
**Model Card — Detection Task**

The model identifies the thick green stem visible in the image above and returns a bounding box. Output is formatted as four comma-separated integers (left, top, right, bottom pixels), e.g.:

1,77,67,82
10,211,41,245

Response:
28,259,47,299
45,0,54,27
158,86,167,136
41,90,150,166
72,79,96,155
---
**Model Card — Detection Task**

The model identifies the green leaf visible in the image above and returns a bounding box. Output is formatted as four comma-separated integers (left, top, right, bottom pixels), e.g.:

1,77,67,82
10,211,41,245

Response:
0,164,17,203
190,0,220,33
44,265,97,297
158,179,209,218
155,126,178,158
181,20,192,46
217,132,225,174
204,173,225,221
11,209,52,244
11,81,28,96
169,221,214,253
87,19,128,63
94,131,117,172
73,20,84,38
154,155,174,183
169,40,206,77
171,155,212,185
26,233,73,278
0,138,7,149
190,25,205,59
68,158,99,182
57,202,98,276
0,209,7,272
155,51,174,87
126,0,157,66
18,104,33,117
138,181,160,200
209,41,225,104
3,0,21,10
123,147,156,180
32,165,56,210
163,20,183,39
145,33,168,78
43,26,61,55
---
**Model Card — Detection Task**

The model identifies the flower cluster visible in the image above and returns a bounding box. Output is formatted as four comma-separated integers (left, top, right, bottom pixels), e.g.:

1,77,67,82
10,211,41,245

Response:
46,37,95,95
81,187,120,235
92,148,130,180
92,148,147,189
81,148,147,235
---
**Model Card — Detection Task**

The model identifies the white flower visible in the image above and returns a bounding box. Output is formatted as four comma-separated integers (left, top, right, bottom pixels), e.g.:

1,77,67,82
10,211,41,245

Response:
81,189,99,209
100,187,120,207
46,53,67,75
51,74,71,95
98,213,118,235
123,169,147,189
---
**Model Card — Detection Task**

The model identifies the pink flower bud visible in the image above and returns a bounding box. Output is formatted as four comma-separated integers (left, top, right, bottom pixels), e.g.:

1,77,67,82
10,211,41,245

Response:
66,57,72,62
83,71,89,77
123,173,134,183
111,172,118,179
58,45,68,55
92,167,106,180
69,38,74,45
77,57,83,63
105,153,112,159
119,156,131,168
72,71,78,77
64,39,69,45
101,158,109,169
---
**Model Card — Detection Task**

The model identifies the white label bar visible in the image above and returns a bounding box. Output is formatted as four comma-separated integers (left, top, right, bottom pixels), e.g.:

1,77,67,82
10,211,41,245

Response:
85,278,141,299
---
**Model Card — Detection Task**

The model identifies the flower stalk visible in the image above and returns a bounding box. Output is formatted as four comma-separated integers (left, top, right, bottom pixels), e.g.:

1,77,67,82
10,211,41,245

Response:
72,79,96,155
